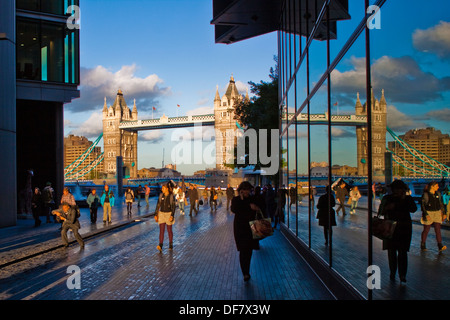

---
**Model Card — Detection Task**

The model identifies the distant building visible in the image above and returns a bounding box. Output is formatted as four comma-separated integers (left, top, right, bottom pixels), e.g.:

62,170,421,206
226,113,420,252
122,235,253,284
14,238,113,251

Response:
64,135,104,179
356,89,387,178
388,127,450,175
102,90,138,179
137,167,181,179
310,164,358,177
214,75,249,170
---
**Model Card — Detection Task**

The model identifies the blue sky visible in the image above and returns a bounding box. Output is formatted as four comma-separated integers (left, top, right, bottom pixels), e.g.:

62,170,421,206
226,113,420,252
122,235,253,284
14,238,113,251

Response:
64,0,450,175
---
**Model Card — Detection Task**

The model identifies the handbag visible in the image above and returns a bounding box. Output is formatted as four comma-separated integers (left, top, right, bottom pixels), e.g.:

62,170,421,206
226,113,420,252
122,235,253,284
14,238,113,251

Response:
249,210,273,240
372,215,397,240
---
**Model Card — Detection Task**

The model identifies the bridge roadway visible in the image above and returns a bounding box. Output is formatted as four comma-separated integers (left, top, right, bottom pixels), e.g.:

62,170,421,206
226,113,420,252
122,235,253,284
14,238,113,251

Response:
0,195,448,304
118,113,367,131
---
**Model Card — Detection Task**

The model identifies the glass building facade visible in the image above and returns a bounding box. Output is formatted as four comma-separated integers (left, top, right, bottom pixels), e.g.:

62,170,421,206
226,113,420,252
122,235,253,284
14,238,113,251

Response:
278,0,383,300
16,0,80,84
213,0,450,300
0,0,80,227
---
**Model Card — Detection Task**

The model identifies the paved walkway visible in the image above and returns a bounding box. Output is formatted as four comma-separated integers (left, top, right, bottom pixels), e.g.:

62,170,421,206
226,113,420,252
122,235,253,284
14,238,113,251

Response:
0,198,333,301
0,195,448,301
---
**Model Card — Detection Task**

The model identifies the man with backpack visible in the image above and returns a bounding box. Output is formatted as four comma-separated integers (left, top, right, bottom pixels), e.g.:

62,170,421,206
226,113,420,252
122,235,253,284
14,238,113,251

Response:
42,182,55,223
101,185,115,223
52,202,84,249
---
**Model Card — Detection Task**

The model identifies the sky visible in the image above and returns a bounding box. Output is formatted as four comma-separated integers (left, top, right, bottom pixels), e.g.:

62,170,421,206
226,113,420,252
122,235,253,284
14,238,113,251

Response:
64,0,450,175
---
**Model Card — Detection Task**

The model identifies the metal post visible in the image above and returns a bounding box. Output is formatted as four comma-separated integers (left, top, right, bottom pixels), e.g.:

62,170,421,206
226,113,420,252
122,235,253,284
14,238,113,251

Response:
116,156,123,198
365,0,374,301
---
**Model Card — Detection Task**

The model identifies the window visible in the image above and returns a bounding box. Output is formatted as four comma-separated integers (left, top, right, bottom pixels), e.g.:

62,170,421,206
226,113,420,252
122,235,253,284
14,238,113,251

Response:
17,0,79,16
16,18,80,84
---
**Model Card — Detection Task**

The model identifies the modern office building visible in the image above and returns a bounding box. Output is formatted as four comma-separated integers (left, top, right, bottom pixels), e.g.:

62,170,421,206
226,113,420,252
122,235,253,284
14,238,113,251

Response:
212,0,391,300
0,0,80,227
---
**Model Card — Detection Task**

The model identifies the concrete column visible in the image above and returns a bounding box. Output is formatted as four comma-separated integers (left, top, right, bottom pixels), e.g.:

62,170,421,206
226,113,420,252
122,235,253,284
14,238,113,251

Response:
0,0,17,227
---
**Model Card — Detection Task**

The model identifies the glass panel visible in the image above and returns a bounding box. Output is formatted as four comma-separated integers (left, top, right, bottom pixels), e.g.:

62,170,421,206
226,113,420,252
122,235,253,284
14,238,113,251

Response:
308,80,330,263
17,19,40,81
17,0,39,11
41,22,64,82
65,29,80,84
41,0,65,15
17,0,71,15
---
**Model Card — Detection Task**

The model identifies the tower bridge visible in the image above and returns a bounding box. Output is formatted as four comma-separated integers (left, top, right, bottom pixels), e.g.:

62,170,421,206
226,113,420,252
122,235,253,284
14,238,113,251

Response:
64,76,450,181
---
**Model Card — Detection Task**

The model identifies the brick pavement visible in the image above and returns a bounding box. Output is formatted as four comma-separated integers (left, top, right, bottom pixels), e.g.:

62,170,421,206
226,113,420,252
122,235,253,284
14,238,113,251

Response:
1,195,449,301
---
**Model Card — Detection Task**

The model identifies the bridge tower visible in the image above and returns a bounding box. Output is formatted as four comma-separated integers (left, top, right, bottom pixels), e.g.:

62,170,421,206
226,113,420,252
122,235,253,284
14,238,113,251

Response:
355,89,387,180
102,90,138,179
214,75,249,170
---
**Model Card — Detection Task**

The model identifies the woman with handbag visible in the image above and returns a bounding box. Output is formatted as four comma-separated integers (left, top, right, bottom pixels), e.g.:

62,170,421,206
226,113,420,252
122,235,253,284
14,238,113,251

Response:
378,180,417,283
230,181,261,282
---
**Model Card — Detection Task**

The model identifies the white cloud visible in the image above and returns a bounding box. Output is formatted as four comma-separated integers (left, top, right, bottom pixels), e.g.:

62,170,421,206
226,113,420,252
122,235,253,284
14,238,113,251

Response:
386,105,426,132
186,106,214,116
331,127,354,138
139,130,164,144
70,112,103,139
413,21,450,60
66,64,171,113
331,55,448,104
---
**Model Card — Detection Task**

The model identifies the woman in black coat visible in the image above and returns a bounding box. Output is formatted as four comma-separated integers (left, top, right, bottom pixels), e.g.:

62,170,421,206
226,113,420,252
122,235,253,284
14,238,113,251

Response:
231,181,261,282
316,186,336,246
378,180,417,283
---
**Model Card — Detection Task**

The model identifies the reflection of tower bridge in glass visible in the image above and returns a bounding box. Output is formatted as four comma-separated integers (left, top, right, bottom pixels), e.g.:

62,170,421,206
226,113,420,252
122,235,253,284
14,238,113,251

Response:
64,78,450,181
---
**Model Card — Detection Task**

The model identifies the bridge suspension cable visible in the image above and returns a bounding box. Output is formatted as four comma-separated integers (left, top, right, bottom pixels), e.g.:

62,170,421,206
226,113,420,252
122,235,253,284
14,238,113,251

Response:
386,127,450,177
64,133,104,179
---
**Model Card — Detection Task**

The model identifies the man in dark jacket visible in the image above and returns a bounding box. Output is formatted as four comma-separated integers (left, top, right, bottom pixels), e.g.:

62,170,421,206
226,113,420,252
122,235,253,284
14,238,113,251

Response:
335,181,349,216
188,185,199,216
52,202,84,249
226,184,235,210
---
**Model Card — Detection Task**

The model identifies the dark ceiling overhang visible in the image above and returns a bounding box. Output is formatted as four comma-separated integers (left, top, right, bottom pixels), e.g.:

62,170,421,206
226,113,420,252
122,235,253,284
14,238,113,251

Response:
211,0,351,44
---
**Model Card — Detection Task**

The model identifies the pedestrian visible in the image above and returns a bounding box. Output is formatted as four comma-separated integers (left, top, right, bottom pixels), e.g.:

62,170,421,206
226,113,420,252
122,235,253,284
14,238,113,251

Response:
137,185,143,207
100,185,115,223
31,187,42,227
265,184,276,222
217,186,223,206
349,186,362,214
253,186,267,218
61,187,76,207
86,188,100,223
188,185,199,216
125,187,135,216
309,186,317,213
274,187,286,228
335,181,349,216
144,184,151,208
289,186,297,209
176,188,186,215
210,186,218,212
52,202,84,249
420,181,447,252
226,183,235,210
316,186,336,246
230,181,261,282
154,183,176,252
442,186,450,222
202,187,209,206
377,180,417,283
42,182,55,223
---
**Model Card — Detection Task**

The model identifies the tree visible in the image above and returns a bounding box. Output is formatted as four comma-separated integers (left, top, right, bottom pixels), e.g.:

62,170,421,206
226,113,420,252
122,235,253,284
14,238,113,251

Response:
227,57,281,182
